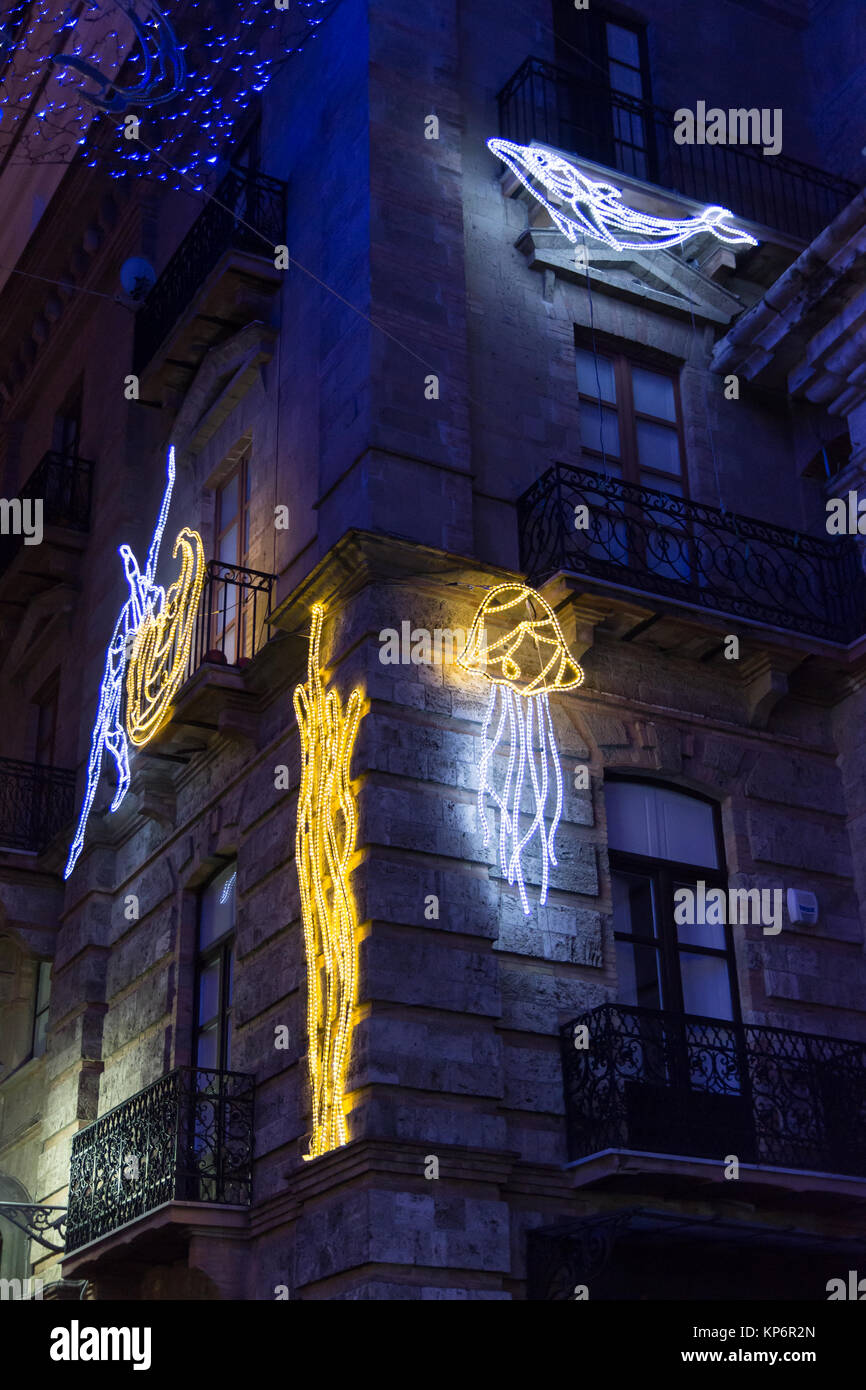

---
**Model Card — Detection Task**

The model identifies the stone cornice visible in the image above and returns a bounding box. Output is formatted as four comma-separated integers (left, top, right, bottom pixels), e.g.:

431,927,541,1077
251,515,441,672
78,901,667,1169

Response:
711,188,866,413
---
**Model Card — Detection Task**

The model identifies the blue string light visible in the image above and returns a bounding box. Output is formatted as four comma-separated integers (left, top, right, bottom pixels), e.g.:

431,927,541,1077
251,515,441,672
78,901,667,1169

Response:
0,0,342,183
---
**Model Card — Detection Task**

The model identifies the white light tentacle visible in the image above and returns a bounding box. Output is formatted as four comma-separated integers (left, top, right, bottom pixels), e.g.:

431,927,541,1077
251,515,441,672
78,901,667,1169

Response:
543,693,564,870
478,682,507,847
498,686,518,880
507,688,531,914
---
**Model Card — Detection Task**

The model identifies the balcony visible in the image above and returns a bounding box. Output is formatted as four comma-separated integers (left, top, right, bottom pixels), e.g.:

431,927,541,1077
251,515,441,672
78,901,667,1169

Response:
65,1067,254,1254
517,464,866,645
130,560,278,786
0,757,76,854
0,449,93,602
186,559,276,679
133,168,287,383
498,58,858,243
561,1003,866,1179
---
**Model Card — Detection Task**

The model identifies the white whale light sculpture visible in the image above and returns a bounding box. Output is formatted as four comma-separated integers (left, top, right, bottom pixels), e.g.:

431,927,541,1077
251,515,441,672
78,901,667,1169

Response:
487,138,759,252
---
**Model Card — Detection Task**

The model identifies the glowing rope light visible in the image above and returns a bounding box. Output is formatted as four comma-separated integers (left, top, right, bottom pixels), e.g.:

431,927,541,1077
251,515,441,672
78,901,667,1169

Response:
125,524,204,746
458,584,583,915
65,445,203,877
0,0,343,181
219,870,236,905
293,604,363,1158
487,138,759,252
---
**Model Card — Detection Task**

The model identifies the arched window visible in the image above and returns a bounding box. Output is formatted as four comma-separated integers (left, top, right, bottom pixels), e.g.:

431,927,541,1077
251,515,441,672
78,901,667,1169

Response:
605,779,739,1021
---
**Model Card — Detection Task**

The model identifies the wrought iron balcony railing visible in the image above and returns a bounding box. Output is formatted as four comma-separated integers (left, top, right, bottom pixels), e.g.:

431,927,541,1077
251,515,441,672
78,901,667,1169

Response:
0,449,93,578
498,58,858,243
562,1003,866,1178
65,1067,254,1253
0,757,76,853
517,463,866,643
187,559,276,678
133,167,287,374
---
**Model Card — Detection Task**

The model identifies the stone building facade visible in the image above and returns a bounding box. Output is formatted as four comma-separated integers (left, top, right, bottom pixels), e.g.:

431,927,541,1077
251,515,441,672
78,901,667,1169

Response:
0,0,865,1300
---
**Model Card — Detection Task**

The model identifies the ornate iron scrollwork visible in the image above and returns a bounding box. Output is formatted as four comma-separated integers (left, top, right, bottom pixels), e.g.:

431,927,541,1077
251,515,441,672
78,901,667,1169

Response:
0,1202,67,1253
65,1066,254,1253
560,1003,866,1177
527,1211,637,1300
517,463,866,643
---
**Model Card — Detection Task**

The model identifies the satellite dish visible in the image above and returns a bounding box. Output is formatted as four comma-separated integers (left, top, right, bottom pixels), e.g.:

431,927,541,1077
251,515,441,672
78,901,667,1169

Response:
120,257,156,301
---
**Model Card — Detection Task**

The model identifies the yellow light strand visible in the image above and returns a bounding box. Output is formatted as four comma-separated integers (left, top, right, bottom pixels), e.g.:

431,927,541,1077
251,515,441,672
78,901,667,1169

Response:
125,527,205,747
293,604,363,1158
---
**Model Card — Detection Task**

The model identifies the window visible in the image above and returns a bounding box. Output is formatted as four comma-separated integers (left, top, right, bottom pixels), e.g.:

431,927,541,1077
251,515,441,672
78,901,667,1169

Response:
233,120,261,174
32,961,51,1058
195,863,236,1071
34,674,59,768
575,345,686,493
575,343,690,581
214,451,252,664
553,5,654,181
606,780,738,1021
52,385,83,457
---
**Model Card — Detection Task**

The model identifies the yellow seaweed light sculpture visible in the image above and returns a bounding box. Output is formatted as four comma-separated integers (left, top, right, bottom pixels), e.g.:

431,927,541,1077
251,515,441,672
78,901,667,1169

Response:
294,604,363,1158
458,583,584,914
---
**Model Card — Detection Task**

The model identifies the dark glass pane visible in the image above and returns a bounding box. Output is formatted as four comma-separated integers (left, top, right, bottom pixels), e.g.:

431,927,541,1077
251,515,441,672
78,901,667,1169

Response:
641,472,684,497
196,1024,218,1069
674,881,728,948
680,952,734,1020
618,146,648,180
616,940,662,1009
606,783,719,868
580,405,620,456
198,959,220,1025
612,870,657,937
632,366,677,421
219,524,239,564
609,60,642,98
576,348,616,403
218,475,238,529
606,22,640,66
636,419,681,474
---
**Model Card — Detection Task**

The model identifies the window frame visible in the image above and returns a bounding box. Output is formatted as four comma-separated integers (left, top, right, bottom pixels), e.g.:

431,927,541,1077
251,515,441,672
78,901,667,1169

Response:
31,960,51,1059
34,673,60,768
193,867,236,1073
575,343,690,495
213,450,252,662
552,3,656,181
607,777,741,1023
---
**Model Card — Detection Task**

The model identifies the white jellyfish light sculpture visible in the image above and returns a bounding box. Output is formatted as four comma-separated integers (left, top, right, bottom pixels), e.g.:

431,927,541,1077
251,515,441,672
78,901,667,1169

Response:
458,584,584,914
